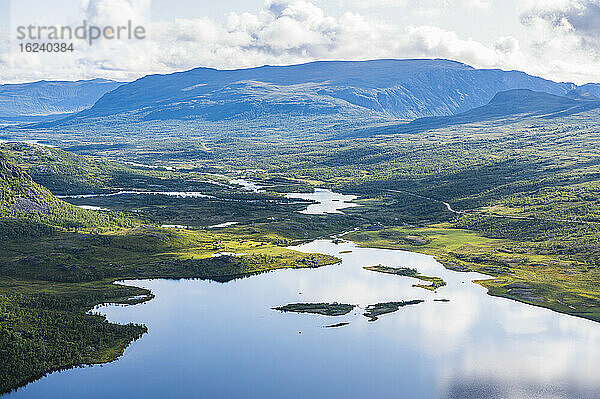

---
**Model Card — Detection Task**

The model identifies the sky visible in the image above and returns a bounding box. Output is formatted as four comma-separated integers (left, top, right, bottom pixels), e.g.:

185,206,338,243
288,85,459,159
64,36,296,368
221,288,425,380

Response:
1,0,600,84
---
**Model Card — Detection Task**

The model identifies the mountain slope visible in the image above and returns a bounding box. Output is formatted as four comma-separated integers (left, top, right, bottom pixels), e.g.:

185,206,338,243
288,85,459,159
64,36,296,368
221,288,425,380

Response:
353,89,600,136
55,59,576,126
0,79,123,121
0,152,57,213
578,83,600,99
0,151,133,237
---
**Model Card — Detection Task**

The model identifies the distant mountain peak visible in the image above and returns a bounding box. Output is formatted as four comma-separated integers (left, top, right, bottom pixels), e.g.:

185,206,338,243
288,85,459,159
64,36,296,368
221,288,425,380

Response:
566,87,600,101
0,79,123,120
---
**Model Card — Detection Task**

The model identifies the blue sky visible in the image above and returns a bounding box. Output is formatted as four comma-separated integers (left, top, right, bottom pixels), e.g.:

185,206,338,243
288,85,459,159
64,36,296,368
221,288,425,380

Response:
1,0,599,84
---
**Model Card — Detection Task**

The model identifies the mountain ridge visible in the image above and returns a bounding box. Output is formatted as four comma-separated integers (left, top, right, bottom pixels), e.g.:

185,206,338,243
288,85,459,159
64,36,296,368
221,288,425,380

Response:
38,59,583,127
0,79,123,121
349,89,600,137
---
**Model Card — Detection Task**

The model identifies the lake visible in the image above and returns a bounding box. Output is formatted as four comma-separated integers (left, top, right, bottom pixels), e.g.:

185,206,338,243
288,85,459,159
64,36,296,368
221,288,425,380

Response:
7,238,600,399
285,189,359,214
7,184,600,398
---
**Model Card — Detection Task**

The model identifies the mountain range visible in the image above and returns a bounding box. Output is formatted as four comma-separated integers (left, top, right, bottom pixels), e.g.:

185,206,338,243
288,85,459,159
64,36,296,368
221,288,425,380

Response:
67,59,580,123
1,59,599,133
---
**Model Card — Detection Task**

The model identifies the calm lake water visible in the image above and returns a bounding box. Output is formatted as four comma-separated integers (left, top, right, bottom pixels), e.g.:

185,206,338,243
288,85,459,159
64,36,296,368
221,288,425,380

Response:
7,239,600,399
286,189,359,214
232,177,359,214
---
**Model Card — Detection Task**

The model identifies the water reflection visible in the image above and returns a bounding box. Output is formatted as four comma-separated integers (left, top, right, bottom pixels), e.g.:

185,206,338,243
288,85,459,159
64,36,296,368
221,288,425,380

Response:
285,189,359,214
57,191,215,199
7,240,600,399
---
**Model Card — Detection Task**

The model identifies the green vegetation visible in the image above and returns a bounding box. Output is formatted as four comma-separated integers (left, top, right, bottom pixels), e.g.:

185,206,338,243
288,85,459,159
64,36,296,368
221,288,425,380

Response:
0,142,224,196
364,265,446,291
0,154,340,394
273,303,355,316
3,105,600,391
363,300,424,322
0,280,148,394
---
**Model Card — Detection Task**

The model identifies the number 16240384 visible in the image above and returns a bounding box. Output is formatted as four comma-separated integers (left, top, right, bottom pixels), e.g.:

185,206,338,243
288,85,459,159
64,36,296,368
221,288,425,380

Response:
19,42,75,52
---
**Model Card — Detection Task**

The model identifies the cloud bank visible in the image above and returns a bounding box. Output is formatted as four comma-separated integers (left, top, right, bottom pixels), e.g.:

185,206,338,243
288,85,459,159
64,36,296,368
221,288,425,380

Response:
0,0,599,84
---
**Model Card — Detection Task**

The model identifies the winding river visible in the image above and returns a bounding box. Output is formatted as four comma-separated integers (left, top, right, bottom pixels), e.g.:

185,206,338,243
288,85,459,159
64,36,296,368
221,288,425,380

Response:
6,185,600,398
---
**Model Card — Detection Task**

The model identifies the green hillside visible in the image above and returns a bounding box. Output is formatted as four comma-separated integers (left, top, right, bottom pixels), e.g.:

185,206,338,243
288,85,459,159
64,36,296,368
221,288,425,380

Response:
0,142,222,196
0,150,135,239
0,153,146,392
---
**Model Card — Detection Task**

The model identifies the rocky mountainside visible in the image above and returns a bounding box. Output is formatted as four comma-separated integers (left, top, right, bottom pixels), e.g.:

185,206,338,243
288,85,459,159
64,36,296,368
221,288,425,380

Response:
0,152,57,214
577,83,600,98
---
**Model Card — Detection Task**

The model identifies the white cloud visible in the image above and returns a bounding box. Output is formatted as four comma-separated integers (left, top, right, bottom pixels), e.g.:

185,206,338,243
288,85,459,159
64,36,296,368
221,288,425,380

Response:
519,0,600,61
521,0,600,38
465,0,492,9
82,0,151,25
401,25,500,66
516,0,600,82
0,0,599,84
494,36,520,54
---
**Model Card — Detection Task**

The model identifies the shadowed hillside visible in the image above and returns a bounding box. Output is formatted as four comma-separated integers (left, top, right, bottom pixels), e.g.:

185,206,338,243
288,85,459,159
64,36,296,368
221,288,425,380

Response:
0,79,122,124
349,89,600,137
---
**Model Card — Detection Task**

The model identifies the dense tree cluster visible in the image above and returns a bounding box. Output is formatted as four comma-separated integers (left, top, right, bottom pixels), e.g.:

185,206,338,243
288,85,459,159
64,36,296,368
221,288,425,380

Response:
0,291,146,394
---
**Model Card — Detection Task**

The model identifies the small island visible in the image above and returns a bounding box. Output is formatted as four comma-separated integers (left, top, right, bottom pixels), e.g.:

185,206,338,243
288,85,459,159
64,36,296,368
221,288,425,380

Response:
324,322,350,328
273,302,355,316
364,265,446,291
363,300,425,322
